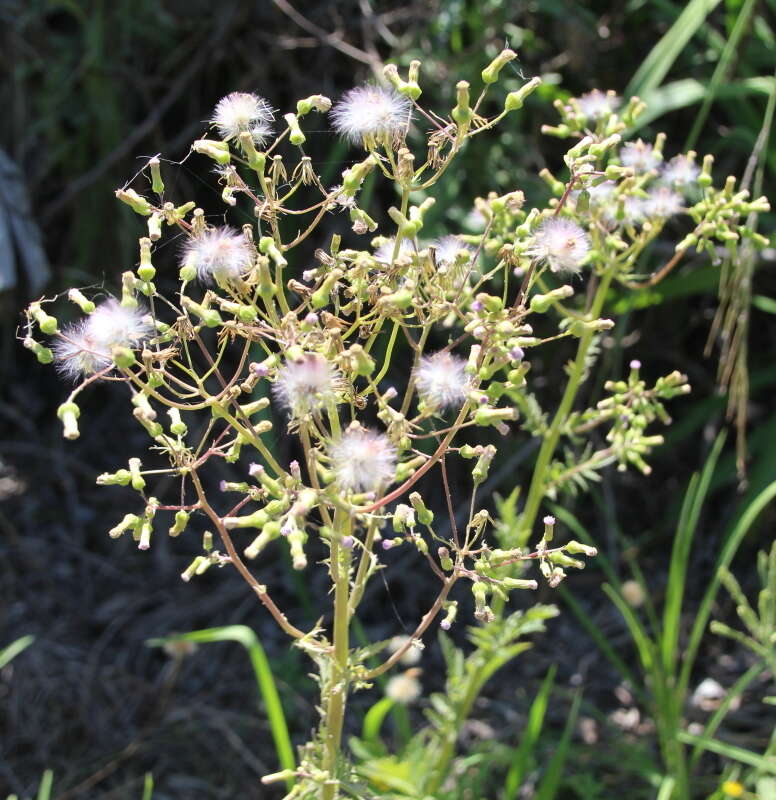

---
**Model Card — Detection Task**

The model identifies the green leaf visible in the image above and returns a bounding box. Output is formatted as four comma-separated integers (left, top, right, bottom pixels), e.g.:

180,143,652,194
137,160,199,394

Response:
661,433,726,676
0,635,34,669
625,0,724,98
753,294,776,315
502,665,556,800
534,691,582,800
363,697,395,746
678,732,776,772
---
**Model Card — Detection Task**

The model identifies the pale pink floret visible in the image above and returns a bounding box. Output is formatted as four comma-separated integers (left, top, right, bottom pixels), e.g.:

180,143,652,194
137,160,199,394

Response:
661,155,700,190
330,86,411,146
329,428,396,492
53,299,152,380
620,140,661,173
577,90,620,120
415,351,471,411
644,187,683,219
181,227,253,285
528,218,591,274
210,92,274,145
272,353,342,417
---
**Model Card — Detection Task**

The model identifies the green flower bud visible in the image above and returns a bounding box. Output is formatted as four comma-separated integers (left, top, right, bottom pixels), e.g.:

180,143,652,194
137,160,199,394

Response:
116,188,152,215
128,457,145,491
192,139,231,165
109,513,140,539
67,289,95,314
23,337,53,364
167,407,188,436
169,510,190,537
57,401,80,440
284,112,306,146
452,80,472,128
409,492,434,526
504,77,541,112
149,156,164,195
112,346,136,369
482,48,516,84
30,303,58,334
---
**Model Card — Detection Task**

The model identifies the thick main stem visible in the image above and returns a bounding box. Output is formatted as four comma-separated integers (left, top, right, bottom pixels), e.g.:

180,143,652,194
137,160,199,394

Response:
516,268,615,545
322,510,352,800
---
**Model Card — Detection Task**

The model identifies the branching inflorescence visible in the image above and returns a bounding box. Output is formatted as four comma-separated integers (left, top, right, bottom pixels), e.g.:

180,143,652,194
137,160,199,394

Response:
22,49,769,799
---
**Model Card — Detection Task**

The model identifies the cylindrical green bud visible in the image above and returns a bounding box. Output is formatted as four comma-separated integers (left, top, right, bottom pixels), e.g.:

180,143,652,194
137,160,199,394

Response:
109,513,140,539
502,577,539,590
57,401,80,440
283,112,306,146
167,407,188,436
452,80,472,128
504,77,542,112
23,337,53,364
128,457,145,491
192,139,231,165
438,546,453,572
96,469,132,486
30,303,58,335
67,289,95,314
112,346,136,369
116,188,152,216
149,156,165,195
409,492,434,526
482,48,516,84
169,510,190,537
472,444,497,485
565,540,598,557
311,269,343,309
474,406,517,426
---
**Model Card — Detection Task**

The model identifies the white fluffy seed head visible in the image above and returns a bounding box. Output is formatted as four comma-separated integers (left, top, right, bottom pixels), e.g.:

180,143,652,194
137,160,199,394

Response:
53,299,152,380
414,351,471,411
330,85,411,146
210,92,274,144
385,672,422,704
272,353,342,418
181,227,253,285
432,234,475,270
577,90,620,120
644,187,683,219
373,237,416,264
620,140,661,173
527,218,591,274
661,155,700,190
328,427,397,492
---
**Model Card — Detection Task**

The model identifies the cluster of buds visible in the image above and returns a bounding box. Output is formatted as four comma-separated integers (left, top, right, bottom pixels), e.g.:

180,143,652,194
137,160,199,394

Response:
19,48,771,798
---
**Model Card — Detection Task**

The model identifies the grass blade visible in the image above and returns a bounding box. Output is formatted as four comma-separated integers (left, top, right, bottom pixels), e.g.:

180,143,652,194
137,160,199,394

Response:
35,771,53,800
678,732,776,773
362,697,395,746
679,478,776,696
661,434,726,676
534,691,582,800
684,0,759,149
502,664,556,800
626,0,723,98
147,625,295,788
0,635,34,669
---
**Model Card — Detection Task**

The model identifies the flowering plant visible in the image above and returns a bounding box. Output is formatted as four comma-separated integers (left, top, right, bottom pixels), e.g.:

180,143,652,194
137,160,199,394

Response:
21,50,769,799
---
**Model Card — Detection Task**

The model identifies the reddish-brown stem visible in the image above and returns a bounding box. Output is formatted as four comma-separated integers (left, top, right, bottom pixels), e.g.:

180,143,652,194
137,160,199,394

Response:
189,468,306,640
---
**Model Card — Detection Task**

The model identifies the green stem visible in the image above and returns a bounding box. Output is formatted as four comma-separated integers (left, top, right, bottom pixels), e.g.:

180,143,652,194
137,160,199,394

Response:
322,509,352,800
516,267,615,546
